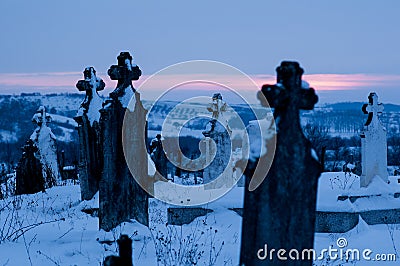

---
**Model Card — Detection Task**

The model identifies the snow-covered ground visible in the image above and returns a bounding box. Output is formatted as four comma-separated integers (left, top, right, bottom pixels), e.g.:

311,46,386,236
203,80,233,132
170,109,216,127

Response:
0,173,399,265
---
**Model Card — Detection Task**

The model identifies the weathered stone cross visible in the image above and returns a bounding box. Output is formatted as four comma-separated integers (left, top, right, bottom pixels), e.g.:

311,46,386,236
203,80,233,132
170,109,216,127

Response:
207,93,227,120
260,61,318,114
362,92,384,126
360,92,388,187
76,67,105,111
241,61,321,266
32,106,51,127
108,52,142,99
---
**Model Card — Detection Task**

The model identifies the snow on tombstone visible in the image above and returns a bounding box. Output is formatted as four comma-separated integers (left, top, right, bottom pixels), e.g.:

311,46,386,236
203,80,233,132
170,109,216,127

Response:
74,67,105,200
200,93,234,190
360,92,389,187
30,106,60,187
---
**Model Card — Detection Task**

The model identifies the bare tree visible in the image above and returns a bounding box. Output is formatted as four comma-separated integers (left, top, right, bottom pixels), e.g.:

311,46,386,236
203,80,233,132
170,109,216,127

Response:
303,123,329,169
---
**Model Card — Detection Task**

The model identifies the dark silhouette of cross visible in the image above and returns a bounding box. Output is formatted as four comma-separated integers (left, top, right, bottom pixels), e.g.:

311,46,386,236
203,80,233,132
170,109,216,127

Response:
362,92,384,126
241,61,321,266
260,61,318,114
108,52,142,99
76,67,105,111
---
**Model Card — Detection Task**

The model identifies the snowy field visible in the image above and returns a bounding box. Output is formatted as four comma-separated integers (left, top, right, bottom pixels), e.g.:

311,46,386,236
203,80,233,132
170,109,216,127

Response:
0,173,399,265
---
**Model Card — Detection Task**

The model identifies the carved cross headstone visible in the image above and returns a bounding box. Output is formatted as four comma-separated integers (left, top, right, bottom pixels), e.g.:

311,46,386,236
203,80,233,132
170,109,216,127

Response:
99,52,149,231
31,106,60,187
108,52,141,100
76,67,105,115
240,61,321,265
201,93,232,189
207,93,227,120
360,92,388,187
74,67,105,200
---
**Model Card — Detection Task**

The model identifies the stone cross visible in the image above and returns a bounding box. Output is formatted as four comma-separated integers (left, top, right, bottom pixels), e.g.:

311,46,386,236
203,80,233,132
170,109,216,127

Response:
240,61,321,266
201,93,233,189
207,93,227,120
362,92,384,126
76,67,105,112
32,106,51,127
99,52,149,230
360,92,388,187
108,52,142,99
203,93,231,137
74,67,104,200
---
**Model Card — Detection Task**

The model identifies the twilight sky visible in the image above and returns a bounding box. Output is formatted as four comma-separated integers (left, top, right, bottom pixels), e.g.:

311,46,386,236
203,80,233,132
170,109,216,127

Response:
0,1,399,104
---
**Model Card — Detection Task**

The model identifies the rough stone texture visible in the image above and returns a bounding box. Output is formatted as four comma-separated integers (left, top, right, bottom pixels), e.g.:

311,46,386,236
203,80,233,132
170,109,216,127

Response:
167,207,213,226
232,207,400,233
240,62,321,266
360,92,388,187
315,211,359,233
99,52,149,231
15,140,45,195
74,67,105,200
360,209,400,225
201,127,232,188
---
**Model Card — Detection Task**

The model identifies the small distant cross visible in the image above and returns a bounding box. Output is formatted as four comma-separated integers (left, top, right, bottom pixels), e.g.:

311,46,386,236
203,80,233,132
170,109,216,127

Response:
32,106,51,127
76,67,105,111
108,52,142,98
362,92,384,126
207,93,227,120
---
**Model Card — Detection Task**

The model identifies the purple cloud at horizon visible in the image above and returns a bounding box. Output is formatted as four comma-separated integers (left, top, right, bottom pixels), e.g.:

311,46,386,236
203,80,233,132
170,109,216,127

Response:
0,72,399,104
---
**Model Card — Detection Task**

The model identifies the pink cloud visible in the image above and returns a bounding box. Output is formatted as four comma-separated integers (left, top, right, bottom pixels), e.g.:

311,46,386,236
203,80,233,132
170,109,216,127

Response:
0,72,399,95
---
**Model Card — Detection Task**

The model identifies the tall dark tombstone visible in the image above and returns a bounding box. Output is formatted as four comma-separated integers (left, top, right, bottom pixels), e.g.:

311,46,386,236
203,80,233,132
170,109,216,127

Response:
240,62,321,265
99,52,149,231
74,67,105,200
15,140,45,195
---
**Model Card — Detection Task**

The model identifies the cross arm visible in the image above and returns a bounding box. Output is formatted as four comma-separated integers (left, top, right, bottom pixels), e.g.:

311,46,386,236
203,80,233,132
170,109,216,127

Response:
259,84,318,110
76,80,90,92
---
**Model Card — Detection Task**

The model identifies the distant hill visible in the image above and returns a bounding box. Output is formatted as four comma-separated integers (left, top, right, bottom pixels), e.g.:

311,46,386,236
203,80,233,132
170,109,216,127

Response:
0,93,399,167
322,102,400,113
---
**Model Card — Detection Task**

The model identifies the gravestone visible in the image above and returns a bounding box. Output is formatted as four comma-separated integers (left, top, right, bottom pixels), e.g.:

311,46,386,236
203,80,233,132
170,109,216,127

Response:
201,93,233,189
74,67,105,200
360,92,388,187
240,62,321,266
99,52,149,231
30,106,60,187
150,134,168,179
15,140,45,195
